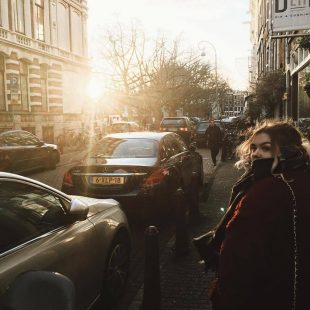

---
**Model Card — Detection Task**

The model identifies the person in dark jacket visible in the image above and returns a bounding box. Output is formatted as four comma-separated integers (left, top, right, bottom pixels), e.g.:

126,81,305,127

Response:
205,119,222,166
211,120,310,310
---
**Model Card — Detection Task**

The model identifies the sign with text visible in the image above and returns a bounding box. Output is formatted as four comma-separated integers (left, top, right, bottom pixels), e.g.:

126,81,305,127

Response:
272,0,310,32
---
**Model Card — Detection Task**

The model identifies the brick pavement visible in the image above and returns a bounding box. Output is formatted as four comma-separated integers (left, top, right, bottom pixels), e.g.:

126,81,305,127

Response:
128,158,243,310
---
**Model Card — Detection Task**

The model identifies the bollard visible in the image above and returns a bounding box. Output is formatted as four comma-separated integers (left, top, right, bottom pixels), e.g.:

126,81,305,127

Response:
141,226,161,310
174,188,190,257
189,172,200,222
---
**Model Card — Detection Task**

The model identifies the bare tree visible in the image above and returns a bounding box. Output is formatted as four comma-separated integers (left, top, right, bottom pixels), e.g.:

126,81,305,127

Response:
96,21,231,123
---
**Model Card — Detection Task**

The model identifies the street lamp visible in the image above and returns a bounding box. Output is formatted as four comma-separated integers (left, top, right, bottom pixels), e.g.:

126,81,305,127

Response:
198,41,219,118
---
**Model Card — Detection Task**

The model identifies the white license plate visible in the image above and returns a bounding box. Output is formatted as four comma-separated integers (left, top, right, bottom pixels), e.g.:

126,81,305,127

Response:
167,127,177,131
90,176,125,185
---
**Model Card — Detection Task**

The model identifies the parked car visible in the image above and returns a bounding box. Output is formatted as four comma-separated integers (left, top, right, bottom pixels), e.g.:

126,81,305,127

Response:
194,120,225,147
0,130,60,173
61,132,203,221
159,117,194,145
0,172,131,309
107,121,140,134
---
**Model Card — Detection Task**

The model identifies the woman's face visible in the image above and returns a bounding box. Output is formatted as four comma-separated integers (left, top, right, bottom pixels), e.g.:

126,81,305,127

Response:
250,132,276,161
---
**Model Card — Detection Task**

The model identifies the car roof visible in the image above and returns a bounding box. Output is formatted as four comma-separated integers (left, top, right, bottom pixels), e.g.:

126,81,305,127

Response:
0,129,31,136
104,131,172,141
0,172,70,198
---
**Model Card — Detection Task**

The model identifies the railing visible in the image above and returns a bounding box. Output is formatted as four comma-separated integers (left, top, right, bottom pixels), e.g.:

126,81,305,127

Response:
0,28,88,65
0,28,8,39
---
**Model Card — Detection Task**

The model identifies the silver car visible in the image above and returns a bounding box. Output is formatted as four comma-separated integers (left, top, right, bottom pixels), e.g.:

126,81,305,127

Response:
0,172,131,309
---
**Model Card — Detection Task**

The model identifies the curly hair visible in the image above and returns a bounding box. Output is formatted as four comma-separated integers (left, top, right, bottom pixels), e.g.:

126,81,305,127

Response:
235,119,310,170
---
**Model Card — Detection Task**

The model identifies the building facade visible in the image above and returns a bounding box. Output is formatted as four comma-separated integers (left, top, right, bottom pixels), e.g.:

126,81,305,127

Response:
223,91,248,117
249,0,310,121
0,0,89,143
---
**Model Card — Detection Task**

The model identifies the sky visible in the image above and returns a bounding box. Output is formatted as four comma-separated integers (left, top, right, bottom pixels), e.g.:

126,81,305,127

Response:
87,0,251,91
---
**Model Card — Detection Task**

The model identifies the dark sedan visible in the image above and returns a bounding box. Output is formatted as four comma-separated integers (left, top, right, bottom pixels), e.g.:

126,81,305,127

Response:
61,132,203,221
0,172,131,309
159,117,194,146
0,130,60,173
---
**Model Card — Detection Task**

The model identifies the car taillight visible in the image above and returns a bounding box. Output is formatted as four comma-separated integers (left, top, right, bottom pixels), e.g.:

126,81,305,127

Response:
63,171,73,186
179,127,188,131
159,127,166,131
142,168,169,188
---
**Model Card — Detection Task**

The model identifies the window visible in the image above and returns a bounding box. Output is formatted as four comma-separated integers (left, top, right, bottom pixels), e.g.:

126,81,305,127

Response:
57,2,70,51
0,56,5,111
34,0,44,41
71,9,83,54
0,180,67,253
15,0,25,33
20,62,29,111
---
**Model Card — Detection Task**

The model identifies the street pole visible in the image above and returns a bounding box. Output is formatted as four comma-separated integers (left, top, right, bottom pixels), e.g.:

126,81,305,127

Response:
198,41,219,118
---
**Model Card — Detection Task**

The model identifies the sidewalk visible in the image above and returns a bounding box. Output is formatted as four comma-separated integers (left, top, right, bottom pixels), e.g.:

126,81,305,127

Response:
129,159,243,310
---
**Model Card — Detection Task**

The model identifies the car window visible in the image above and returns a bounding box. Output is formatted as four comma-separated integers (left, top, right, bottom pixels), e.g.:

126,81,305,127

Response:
174,135,188,152
163,135,185,156
19,131,41,146
89,138,158,158
0,180,67,254
0,132,22,146
161,118,187,126
197,122,209,131
161,137,173,159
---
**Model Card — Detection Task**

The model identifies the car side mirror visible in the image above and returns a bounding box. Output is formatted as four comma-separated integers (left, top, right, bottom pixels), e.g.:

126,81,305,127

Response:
68,198,89,221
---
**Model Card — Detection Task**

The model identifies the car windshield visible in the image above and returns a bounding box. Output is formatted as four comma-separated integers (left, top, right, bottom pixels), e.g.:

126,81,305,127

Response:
88,138,158,158
197,122,209,131
197,121,222,131
161,118,186,126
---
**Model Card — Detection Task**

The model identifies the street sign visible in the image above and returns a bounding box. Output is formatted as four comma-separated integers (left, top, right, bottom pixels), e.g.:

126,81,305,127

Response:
272,0,310,32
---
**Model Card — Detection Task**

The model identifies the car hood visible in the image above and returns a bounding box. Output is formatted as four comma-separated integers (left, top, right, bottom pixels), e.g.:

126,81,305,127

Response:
81,157,158,167
69,196,121,216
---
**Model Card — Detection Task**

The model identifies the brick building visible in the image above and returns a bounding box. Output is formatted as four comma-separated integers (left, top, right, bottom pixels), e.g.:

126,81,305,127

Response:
0,0,89,143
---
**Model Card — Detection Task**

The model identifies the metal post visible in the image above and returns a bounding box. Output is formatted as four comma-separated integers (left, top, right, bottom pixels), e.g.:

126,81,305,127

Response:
142,226,161,310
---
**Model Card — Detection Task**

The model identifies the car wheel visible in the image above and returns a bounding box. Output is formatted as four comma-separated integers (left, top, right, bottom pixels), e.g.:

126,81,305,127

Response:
47,151,58,170
102,231,131,305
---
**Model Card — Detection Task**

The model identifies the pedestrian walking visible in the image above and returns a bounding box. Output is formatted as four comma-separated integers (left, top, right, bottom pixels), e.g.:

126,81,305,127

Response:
208,120,310,310
205,119,222,166
57,134,65,155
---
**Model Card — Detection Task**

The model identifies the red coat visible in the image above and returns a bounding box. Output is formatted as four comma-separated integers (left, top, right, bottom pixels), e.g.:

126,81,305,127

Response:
211,168,310,310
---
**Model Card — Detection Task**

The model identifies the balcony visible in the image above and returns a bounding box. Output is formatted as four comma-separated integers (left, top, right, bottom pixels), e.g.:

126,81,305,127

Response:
0,28,88,65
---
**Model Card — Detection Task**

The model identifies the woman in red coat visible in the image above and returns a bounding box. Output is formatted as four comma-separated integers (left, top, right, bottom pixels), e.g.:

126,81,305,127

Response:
211,120,310,310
